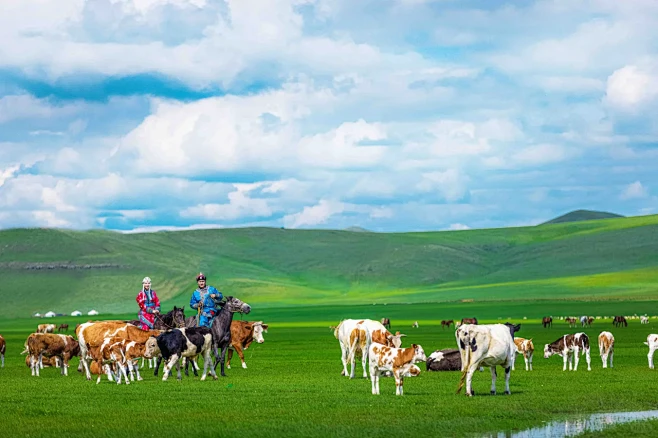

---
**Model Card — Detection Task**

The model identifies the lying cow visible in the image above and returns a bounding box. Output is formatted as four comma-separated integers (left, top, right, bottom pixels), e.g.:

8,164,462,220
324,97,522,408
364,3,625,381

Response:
512,338,534,371
227,321,268,369
37,324,56,334
543,333,591,371
426,349,461,371
368,342,426,395
26,333,80,376
598,331,614,368
26,355,59,368
455,324,516,396
644,334,658,369
145,327,217,381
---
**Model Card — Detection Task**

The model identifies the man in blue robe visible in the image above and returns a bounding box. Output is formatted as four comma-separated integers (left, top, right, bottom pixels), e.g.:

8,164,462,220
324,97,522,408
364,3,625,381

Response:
189,273,225,328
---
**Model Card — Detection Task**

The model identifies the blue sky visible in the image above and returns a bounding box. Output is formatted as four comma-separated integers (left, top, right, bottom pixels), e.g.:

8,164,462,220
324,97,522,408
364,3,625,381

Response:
0,0,657,232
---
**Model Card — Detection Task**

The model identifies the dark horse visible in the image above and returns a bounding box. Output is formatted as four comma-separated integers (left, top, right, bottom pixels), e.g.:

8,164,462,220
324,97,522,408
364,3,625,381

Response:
172,296,251,378
542,316,553,328
441,320,454,329
613,315,628,327
127,306,186,330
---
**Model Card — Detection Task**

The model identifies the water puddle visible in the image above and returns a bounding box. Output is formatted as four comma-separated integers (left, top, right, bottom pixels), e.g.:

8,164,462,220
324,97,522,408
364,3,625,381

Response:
488,410,658,437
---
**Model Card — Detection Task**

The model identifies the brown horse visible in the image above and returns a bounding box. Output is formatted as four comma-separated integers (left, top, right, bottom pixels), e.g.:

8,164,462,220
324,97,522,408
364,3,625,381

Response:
542,316,552,328
441,320,454,329
58,324,69,333
613,316,628,327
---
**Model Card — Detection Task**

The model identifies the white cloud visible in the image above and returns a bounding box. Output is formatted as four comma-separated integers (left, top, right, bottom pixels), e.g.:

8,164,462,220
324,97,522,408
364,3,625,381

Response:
283,199,345,228
604,63,658,110
447,223,470,231
180,184,274,221
512,144,570,166
416,169,469,202
0,164,21,188
620,181,649,200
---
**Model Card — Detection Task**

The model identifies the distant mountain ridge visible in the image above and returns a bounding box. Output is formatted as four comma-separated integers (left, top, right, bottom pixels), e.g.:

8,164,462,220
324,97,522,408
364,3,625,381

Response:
344,226,372,232
542,209,624,225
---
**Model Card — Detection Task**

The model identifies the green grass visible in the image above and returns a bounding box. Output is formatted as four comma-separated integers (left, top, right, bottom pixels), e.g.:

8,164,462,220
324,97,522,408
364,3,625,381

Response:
2,303,658,437
1,214,658,318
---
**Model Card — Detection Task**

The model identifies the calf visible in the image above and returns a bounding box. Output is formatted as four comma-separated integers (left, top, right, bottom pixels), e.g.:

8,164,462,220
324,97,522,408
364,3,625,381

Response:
26,355,59,368
644,334,658,369
598,331,614,368
145,327,217,381
412,321,419,328
26,333,80,376
641,316,649,324
512,338,534,371
565,317,577,328
455,324,516,396
226,321,268,369
426,349,461,371
0,334,5,368
543,333,591,371
368,342,426,395
88,338,131,385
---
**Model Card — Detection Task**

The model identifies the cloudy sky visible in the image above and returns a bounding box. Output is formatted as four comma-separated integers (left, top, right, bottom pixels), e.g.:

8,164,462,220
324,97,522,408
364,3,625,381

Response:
1,0,657,232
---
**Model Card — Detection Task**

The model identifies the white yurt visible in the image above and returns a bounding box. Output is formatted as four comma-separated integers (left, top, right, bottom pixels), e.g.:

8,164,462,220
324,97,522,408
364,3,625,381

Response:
44,311,56,318
87,309,99,316
33,312,41,318
71,310,82,316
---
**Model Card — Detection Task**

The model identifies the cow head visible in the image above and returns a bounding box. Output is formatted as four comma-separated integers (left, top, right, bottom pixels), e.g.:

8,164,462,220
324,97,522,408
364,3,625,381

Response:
387,332,406,348
543,344,556,359
411,343,427,363
252,322,266,344
144,336,160,358
224,296,251,315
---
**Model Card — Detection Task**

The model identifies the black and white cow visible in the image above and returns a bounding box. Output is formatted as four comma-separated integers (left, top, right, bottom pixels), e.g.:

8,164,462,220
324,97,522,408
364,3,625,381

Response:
543,333,591,371
144,327,217,381
426,349,461,371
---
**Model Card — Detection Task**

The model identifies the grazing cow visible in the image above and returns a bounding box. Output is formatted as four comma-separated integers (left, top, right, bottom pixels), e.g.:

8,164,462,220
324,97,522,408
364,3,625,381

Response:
565,317,577,328
426,349,461,371
543,333,591,371
381,318,391,329
641,316,649,324
37,324,56,334
88,338,131,384
226,321,269,369
542,316,553,328
368,342,426,395
145,327,217,381
58,324,69,333
333,319,405,379
512,338,534,371
0,334,5,368
26,333,80,376
412,321,419,328
461,318,478,325
441,320,454,329
76,321,161,381
455,324,516,396
613,316,628,327
598,331,614,368
644,334,658,369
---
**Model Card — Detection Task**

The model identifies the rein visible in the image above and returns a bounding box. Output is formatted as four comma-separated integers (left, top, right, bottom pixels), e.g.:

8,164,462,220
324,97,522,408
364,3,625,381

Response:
154,312,183,330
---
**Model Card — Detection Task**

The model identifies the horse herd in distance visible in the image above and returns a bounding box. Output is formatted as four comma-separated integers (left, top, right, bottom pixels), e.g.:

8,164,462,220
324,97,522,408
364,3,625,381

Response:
334,313,658,397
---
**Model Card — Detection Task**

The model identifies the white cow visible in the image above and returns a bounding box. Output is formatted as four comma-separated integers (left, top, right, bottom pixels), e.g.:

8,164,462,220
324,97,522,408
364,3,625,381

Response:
641,316,649,324
644,334,658,369
455,324,516,397
368,342,426,396
334,319,405,379
598,331,614,368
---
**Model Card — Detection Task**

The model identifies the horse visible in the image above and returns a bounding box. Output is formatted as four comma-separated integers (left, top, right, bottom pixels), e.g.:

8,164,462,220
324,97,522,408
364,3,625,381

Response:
460,317,478,325
127,306,186,331
613,316,628,327
176,297,252,377
542,316,553,328
441,320,454,329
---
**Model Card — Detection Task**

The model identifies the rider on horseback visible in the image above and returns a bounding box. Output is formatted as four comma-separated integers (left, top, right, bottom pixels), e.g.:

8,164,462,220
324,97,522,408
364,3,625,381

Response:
136,276,161,330
189,273,225,328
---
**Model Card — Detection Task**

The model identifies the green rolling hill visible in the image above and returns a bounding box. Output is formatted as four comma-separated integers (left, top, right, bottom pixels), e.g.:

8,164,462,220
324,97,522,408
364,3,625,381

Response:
541,209,624,225
0,213,657,318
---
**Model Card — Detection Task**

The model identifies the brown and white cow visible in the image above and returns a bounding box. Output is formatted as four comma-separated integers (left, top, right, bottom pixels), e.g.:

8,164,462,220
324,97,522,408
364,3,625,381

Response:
513,338,534,371
543,333,591,371
37,324,56,334
76,321,161,381
0,334,5,368
26,355,59,368
334,319,405,379
598,331,614,368
26,333,80,376
226,320,269,369
368,342,426,395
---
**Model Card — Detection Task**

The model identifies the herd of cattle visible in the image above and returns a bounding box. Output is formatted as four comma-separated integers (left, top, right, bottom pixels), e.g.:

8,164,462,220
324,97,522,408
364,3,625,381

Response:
0,300,268,384
333,315,658,396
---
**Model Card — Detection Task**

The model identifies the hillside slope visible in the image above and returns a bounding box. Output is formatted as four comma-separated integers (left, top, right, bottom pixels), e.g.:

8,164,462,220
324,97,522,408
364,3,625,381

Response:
541,209,624,225
0,214,657,318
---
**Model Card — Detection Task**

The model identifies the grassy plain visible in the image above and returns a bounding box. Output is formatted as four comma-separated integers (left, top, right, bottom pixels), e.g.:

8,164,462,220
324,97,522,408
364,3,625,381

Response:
0,214,657,317
2,303,658,437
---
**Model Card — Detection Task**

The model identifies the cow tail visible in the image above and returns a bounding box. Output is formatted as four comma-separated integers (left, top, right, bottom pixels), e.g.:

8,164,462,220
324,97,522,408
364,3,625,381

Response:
456,338,471,394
